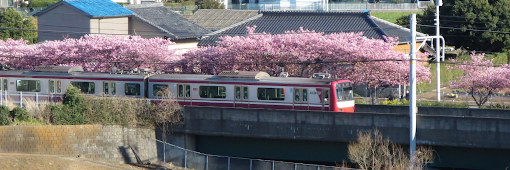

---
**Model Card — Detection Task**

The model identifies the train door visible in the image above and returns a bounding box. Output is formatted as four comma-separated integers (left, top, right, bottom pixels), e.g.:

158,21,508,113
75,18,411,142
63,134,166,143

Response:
103,81,116,96
49,80,62,102
1,78,7,104
234,86,248,108
293,88,309,110
1,78,7,92
177,84,191,105
321,88,330,111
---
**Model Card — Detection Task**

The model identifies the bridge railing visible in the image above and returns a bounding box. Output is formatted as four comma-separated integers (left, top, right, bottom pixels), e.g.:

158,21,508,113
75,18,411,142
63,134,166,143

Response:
148,137,353,170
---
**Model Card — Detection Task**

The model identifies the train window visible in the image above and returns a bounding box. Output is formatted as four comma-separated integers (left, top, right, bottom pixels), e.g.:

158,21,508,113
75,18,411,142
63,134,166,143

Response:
178,84,183,97
49,80,62,94
103,82,116,95
243,87,248,100
303,89,308,101
185,85,190,97
294,89,300,102
294,88,308,102
71,81,95,94
2,79,7,91
336,82,353,101
125,83,141,96
235,86,249,100
235,87,241,99
199,86,226,98
323,89,329,103
257,88,285,101
153,84,169,97
16,80,41,92
178,84,190,98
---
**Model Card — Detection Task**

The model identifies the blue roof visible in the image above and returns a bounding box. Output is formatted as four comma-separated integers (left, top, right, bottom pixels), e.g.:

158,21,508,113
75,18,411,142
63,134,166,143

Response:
65,0,134,17
35,0,134,17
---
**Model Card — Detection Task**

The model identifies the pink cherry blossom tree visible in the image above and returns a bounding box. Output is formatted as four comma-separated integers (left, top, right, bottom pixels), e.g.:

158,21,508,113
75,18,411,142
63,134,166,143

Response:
183,26,431,102
0,35,180,72
450,52,510,107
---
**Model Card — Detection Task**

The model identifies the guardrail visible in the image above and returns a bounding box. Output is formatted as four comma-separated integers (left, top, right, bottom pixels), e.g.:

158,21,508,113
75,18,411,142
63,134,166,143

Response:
148,137,353,170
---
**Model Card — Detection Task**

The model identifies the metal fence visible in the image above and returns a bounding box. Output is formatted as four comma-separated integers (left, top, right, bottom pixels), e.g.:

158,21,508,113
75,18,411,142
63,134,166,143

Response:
0,91,63,108
356,89,510,108
149,137,352,170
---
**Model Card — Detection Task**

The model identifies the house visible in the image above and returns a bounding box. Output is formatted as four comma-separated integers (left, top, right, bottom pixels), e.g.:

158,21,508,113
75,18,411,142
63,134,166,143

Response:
34,0,134,42
34,0,210,52
0,0,21,8
187,9,259,31
125,3,211,53
198,10,427,48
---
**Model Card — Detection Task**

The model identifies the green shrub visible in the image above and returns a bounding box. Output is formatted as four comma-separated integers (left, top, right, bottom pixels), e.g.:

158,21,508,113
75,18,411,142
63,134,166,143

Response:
29,0,59,8
10,107,29,121
0,105,10,125
50,104,88,125
50,86,88,125
379,99,409,106
63,86,85,108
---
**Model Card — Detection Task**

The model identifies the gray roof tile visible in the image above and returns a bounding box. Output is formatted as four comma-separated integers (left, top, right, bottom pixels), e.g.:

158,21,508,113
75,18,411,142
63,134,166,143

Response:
198,11,393,46
126,3,211,40
188,9,259,31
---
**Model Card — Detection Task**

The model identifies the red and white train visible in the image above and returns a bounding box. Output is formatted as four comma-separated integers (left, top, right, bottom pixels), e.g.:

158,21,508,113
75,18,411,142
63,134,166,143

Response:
0,66,354,112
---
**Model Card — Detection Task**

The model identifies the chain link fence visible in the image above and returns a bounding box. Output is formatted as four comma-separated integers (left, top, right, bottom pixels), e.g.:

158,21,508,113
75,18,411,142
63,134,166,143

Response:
149,138,354,170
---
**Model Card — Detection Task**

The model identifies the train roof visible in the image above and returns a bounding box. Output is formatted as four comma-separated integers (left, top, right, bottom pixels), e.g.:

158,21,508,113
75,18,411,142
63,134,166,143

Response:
0,69,149,80
0,67,351,85
150,72,350,85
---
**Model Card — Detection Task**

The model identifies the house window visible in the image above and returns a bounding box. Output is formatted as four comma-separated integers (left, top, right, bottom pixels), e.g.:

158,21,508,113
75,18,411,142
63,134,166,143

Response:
16,80,40,92
257,88,285,100
71,81,95,94
125,83,141,96
199,86,226,98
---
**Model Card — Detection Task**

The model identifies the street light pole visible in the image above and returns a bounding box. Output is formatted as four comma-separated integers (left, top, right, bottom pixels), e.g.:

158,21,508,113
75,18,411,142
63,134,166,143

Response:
435,0,442,101
409,13,418,165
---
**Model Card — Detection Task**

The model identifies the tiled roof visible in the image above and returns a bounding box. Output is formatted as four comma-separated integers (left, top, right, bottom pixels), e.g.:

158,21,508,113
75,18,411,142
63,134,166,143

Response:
35,0,134,18
198,11,390,46
188,9,259,31
126,3,211,40
370,16,427,43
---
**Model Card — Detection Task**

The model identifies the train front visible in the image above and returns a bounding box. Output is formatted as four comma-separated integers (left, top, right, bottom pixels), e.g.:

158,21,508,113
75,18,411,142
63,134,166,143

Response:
331,80,355,112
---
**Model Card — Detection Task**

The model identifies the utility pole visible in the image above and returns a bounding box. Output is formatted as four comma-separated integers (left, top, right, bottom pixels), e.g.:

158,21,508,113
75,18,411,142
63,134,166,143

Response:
409,14,418,165
435,0,442,101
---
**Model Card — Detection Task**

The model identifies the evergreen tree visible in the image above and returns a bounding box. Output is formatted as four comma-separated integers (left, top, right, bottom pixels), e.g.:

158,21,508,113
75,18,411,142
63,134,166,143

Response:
398,0,510,53
0,8,37,44
196,0,224,9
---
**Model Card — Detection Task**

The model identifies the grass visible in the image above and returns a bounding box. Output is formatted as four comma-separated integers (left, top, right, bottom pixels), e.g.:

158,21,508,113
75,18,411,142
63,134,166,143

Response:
371,11,422,23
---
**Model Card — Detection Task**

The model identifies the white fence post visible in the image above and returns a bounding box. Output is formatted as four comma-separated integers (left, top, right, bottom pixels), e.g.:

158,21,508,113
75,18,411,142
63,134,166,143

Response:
19,91,22,108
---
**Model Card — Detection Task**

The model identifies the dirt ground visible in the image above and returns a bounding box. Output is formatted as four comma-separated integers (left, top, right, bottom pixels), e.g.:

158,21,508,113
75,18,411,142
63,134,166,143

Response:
0,153,152,170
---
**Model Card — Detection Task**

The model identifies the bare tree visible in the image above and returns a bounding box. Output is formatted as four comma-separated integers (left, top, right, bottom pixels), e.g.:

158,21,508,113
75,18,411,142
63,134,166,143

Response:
348,129,433,170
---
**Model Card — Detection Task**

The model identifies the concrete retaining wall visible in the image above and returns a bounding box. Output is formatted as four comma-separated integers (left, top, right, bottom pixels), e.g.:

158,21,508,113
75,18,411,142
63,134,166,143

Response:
355,104,510,118
181,106,510,149
0,125,156,164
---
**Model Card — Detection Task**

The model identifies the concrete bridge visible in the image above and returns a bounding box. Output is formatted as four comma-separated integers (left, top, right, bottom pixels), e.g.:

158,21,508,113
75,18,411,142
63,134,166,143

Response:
176,105,510,149
166,105,510,169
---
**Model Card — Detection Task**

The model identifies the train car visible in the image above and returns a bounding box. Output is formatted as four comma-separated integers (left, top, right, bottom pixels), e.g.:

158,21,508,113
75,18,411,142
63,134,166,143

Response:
0,66,354,112
148,71,354,112
0,66,149,103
